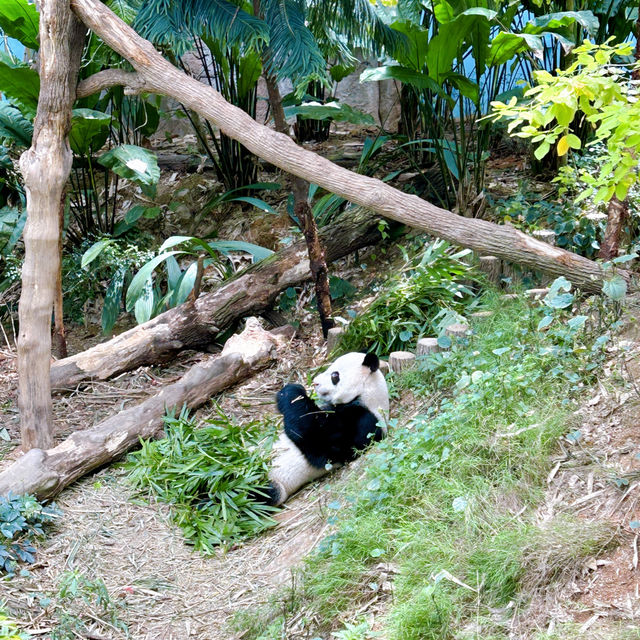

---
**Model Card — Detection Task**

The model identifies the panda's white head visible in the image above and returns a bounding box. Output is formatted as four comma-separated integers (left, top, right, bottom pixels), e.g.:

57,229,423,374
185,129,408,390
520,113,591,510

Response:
312,352,390,425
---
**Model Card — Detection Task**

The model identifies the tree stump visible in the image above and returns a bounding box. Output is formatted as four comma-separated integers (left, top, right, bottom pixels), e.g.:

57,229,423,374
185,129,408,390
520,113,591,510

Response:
445,323,470,340
379,359,390,375
416,337,440,356
478,256,502,286
389,351,416,372
326,327,345,353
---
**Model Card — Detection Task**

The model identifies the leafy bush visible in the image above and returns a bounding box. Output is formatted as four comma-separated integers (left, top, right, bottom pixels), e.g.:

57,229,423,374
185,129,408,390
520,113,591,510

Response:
126,408,278,552
0,493,60,575
488,189,604,258
338,240,475,355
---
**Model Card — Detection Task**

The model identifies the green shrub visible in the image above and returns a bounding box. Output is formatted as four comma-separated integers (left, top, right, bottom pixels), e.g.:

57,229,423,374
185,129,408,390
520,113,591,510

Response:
338,239,475,355
126,408,279,552
0,494,60,575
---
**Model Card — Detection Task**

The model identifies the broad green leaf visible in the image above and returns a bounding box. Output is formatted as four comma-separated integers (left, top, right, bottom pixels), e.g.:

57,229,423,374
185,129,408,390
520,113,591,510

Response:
98,144,160,193
526,11,599,37
534,141,551,160
567,315,588,331
208,240,274,262
361,66,451,103
284,101,375,126
134,279,155,324
0,54,40,118
165,254,182,290
0,0,39,50
231,196,278,214
602,274,627,301
0,101,32,147
125,251,183,311
69,109,110,156
444,72,479,103
102,266,127,333
171,262,198,307
537,315,554,330
81,238,113,268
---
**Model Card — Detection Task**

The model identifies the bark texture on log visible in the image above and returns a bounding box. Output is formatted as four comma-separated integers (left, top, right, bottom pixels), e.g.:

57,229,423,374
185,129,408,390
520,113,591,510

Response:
0,320,284,500
51,210,382,390
70,0,629,294
18,2,84,450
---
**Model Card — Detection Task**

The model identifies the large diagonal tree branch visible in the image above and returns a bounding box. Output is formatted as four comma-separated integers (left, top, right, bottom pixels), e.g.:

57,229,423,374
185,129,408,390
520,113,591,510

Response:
69,0,628,295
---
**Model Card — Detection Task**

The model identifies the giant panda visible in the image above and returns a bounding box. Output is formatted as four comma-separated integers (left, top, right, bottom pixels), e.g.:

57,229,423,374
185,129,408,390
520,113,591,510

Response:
265,351,389,505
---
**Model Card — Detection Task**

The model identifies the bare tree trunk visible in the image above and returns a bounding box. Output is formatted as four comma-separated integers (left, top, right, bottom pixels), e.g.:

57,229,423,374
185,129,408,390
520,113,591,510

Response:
0,320,285,500
18,1,84,450
50,210,382,390
52,203,68,360
598,196,628,261
263,71,335,338
70,0,627,295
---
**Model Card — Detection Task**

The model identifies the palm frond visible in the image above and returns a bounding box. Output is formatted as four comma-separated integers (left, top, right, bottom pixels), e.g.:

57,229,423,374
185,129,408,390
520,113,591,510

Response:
307,0,406,58
262,0,328,89
134,0,269,55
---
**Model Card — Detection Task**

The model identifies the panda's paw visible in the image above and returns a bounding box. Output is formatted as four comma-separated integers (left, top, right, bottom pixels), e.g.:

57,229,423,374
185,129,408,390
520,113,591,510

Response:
276,383,309,413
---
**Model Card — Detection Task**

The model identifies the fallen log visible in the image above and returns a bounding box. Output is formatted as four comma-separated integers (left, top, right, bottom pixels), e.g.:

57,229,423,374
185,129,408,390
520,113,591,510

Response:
51,209,381,391
70,0,631,296
0,319,286,500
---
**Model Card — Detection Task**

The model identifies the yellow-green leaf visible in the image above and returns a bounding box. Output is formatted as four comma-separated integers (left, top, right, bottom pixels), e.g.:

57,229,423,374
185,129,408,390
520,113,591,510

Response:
557,135,570,156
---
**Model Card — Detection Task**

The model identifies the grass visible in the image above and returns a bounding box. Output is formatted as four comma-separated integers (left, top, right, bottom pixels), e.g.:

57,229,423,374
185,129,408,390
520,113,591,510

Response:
237,292,617,639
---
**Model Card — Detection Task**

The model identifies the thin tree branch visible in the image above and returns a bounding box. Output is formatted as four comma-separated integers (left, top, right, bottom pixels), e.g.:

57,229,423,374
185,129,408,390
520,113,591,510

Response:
76,68,147,98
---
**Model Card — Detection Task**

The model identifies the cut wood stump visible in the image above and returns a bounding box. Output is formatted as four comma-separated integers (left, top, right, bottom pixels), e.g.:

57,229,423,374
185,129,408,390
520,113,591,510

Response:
389,351,416,372
379,359,390,375
416,337,440,356
326,327,345,353
0,319,286,500
445,323,470,340
478,256,502,285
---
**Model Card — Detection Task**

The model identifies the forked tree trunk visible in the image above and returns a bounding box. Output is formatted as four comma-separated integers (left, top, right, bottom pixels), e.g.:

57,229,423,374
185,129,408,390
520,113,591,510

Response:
70,0,628,295
18,1,84,450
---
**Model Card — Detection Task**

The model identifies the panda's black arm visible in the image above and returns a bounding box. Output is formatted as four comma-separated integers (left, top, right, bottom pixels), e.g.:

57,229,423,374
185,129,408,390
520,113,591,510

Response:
346,405,385,451
276,383,326,445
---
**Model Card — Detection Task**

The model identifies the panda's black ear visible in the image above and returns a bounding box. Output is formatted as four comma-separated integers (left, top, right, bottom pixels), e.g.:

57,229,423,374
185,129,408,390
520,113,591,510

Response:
362,352,379,372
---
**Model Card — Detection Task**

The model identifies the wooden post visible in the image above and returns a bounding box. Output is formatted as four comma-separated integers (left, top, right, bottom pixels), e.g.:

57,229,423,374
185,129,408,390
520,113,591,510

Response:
389,351,416,372
416,337,440,356
445,323,470,341
478,256,502,286
326,327,345,353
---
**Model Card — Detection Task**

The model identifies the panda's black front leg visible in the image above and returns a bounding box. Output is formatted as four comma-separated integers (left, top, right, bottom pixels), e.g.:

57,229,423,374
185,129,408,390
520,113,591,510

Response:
276,383,324,446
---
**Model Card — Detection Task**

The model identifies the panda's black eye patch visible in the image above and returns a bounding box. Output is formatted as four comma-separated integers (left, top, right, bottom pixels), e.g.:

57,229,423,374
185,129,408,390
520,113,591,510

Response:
331,371,340,385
